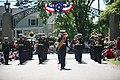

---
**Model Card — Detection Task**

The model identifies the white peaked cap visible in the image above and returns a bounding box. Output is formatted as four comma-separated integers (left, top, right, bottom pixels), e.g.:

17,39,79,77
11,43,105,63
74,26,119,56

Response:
4,37,8,39
18,33,23,36
60,30,65,33
77,33,82,36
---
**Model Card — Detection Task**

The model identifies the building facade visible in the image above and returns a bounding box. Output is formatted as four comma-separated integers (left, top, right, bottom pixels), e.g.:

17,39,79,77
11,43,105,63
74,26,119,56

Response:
0,6,55,40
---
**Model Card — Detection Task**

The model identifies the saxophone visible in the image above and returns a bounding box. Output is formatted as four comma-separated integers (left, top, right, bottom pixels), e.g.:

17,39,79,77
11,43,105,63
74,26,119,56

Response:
57,32,68,50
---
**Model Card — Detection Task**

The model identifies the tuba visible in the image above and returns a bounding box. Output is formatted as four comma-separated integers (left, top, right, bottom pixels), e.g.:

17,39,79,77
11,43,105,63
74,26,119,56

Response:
29,31,34,37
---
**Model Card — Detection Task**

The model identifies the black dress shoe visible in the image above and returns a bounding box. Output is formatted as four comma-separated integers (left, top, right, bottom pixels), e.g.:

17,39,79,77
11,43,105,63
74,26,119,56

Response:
58,62,60,64
18,63,24,65
78,61,82,64
60,68,71,70
39,62,43,64
60,68,65,71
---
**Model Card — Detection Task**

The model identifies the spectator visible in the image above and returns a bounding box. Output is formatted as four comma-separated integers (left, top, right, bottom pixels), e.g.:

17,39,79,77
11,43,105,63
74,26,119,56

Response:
114,37,120,61
0,52,4,64
102,46,114,61
2,37,12,65
104,37,109,49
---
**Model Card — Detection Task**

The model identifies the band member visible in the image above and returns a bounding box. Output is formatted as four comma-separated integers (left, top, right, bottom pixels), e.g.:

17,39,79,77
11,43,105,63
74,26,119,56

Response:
102,46,114,61
114,37,120,61
94,34,104,64
24,36,31,61
88,37,95,60
18,33,25,65
74,33,84,63
30,39,34,60
2,37,11,65
43,36,49,61
37,34,44,64
56,30,68,70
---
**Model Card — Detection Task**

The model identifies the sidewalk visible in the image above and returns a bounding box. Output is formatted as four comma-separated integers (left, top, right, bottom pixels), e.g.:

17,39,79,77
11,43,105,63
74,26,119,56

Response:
0,53,120,80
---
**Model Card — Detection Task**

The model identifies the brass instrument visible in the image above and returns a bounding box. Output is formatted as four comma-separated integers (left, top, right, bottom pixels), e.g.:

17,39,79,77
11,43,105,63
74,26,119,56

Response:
29,31,34,37
57,32,68,50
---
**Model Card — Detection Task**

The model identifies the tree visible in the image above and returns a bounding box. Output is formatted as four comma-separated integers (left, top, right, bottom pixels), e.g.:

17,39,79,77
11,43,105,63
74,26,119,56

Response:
35,1,52,25
54,0,96,39
99,0,120,36
103,0,115,5
36,0,96,39
55,12,77,39
70,0,95,35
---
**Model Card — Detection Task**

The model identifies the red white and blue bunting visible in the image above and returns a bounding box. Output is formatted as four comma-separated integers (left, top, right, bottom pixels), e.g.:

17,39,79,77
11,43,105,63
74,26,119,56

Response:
43,1,74,12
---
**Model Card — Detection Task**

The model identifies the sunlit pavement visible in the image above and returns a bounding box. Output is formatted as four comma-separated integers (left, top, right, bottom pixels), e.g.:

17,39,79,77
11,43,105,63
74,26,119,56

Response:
0,53,120,80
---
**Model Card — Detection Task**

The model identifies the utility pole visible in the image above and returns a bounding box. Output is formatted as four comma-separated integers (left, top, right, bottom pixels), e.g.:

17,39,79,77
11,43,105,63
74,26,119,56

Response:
98,0,100,33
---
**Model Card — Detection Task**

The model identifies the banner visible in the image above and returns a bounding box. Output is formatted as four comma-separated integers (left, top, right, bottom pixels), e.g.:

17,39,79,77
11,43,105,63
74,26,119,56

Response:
43,1,74,12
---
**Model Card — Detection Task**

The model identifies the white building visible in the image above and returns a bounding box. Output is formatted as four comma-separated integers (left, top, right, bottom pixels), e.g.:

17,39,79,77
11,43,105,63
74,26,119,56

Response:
0,6,55,39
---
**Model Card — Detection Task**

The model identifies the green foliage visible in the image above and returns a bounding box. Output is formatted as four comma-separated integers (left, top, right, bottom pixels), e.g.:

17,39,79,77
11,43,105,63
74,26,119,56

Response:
55,12,77,39
70,0,96,38
108,59,120,65
100,0,120,21
103,0,115,4
36,0,97,39
54,0,96,39
106,0,120,14
35,1,52,25
99,0,120,37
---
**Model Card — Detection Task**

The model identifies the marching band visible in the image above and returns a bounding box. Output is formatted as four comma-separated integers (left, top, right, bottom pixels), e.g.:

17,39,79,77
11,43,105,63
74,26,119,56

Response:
0,30,119,71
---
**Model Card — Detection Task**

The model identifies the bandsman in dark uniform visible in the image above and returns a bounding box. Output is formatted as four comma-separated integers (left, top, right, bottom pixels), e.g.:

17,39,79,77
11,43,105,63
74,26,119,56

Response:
30,39,34,60
37,33,44,64
56,30,68,70
94,34,104,64
74,33,84,64
24,36,31,61
88,36,95,60
43,36,49,61
2,37,11,65
18,33,25,65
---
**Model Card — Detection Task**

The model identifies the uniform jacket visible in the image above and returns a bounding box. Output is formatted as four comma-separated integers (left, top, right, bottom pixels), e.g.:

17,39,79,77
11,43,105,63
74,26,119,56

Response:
2,42,11,52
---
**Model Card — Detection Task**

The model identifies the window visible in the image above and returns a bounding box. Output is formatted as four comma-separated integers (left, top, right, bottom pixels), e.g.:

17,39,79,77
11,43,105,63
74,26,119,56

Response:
13,19,15,26
28,19,38,26
36,19,38,26
31,19,36,25
1,20,2,26
28,19,30,26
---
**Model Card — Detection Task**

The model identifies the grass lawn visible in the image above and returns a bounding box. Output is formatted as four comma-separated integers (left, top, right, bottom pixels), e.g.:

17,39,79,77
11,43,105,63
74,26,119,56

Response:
108,58,120,65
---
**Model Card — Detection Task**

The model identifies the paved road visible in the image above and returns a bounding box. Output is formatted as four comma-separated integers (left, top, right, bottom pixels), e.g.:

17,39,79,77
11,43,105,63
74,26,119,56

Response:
0,53,120,80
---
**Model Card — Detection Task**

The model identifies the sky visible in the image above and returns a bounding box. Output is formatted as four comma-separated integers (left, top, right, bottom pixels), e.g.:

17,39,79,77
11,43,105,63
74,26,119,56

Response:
91,0,106,22
91,0,106,10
